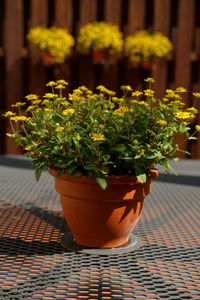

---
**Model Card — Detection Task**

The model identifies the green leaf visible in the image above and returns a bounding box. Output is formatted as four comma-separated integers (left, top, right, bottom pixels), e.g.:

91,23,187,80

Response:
136,173,147,183
135,165,147,183
35,167,43,181
84,164,96,170
96,177,107,190
111,144,126,152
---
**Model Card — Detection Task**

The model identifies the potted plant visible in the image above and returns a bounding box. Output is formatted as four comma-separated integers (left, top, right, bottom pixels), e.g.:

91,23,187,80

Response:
124,30,173,69
27,26,75,65
3,79,200,249
76,22,123,64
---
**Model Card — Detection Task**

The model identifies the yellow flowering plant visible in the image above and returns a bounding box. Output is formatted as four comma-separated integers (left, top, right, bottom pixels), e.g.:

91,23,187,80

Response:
27,26,74,64
76,22,123,55
4,78,200,189
124,30,173,66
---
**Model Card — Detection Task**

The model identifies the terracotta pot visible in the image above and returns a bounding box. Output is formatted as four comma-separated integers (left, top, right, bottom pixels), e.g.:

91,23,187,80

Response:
41,52,54,66
142,60,156,69
92,50,108,64
50,169,158,248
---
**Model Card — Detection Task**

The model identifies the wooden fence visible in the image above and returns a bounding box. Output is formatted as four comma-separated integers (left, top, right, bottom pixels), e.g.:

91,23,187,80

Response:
0,0,200,157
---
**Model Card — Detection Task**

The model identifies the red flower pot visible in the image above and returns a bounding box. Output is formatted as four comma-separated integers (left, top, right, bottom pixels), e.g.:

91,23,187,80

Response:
142,60,156,69
50,169,158,248
92,50,109,64
41,52,54,66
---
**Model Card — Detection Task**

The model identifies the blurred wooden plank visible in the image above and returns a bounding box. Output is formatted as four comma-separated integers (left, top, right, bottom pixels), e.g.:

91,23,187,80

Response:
55,0,72,31
128,0,146,33
79,0,97,26
78,0,97,89
192,28,200,158
152,0,171,98
174,0,195,158
102,0,121,91
4,0,23,154
54,0,73,84
29,0,48,96
125,0,146,90
104,0,121,24
175,0,194,94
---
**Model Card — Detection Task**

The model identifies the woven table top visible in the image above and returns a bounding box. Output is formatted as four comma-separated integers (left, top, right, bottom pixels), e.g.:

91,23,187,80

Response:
0,156,199,300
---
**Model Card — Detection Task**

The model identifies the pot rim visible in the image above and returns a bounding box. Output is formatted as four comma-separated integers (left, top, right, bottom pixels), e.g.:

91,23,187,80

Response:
49,168,158,185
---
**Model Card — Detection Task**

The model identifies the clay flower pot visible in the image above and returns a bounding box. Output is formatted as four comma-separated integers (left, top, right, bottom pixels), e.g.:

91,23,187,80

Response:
41,52,54,66
50,169,158,249
92,50,109,64
142,60,157,69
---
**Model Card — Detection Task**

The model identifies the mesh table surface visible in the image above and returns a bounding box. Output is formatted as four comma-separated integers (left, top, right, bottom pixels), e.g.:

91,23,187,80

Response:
0,156,199,300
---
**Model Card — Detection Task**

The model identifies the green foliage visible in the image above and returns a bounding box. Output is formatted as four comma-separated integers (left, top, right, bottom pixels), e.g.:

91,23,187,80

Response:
4,79,200,189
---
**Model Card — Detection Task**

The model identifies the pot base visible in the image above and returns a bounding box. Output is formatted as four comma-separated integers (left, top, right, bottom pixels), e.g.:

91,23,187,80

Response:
61,231,141,255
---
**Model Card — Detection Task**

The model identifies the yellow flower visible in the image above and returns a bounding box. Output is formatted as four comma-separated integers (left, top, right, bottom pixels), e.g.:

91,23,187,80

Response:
69,93,85,102
60,101,70,106
43,99,50,105
176,87,187,93
112,97,123,102
77,22,123,54
144,77,155,83
3,111,16,117
26,105,37,112
156,119,167,126
144,89,155,97
121,85,133,92
43,93,55,98
46,81,56,87
193,92,200,98
170,100,184,106
62,108,75,115
132,91,143,97
44,108,53,112
55,127,65,132
165,90,181,99
195,125,200,131
137,101,149,106
55,84,65,89
99,124,105,129
25,94,38,100
12,102,26,108
115,106,129,115
25,145,32,151
175,111,195,119
27,26,74,64
56,80,68,85
91,133,105,141
97,85,116,96
187,107,198,114
10,116,28,122
124,30,173,63
32,100,41,105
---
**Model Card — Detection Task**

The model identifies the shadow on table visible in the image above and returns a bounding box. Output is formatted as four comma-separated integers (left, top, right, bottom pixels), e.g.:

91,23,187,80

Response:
0,237,67,255
0,156,34,169
155,173,200,186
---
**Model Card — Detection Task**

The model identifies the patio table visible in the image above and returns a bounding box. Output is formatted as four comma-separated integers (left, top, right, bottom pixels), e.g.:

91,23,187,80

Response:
0,156,199,299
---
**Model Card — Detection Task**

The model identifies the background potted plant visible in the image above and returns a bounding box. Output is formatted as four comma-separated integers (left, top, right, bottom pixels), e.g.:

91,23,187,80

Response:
76,22,123,64
3,78,200,249
124,30,173,69
27,26,75,65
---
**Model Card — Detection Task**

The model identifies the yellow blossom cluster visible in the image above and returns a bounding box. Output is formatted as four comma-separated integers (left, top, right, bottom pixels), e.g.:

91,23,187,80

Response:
175,111,195,119
77,22,123,54
27,26,74,64
124,30,173,64
91,133,105,141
